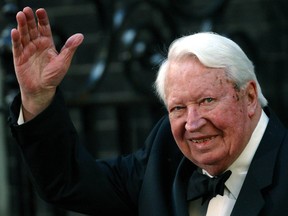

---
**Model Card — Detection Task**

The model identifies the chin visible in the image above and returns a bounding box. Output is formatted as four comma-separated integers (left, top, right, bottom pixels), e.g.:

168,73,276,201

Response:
189,152,227,169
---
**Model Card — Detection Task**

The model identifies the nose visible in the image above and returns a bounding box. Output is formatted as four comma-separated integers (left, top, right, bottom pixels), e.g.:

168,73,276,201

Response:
185,106,206,131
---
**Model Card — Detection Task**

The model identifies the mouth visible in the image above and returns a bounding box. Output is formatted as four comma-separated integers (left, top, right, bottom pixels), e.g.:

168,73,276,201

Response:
190,136,217,144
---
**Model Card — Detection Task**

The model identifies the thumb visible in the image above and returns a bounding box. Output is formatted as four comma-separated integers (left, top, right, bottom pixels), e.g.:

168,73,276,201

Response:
58,33,84,68
62,33,84,50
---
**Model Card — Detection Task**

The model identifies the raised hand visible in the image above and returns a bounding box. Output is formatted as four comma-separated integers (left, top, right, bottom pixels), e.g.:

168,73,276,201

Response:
11,7,84,121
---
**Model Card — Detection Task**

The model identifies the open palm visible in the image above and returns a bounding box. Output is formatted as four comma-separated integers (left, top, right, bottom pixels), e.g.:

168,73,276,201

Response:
11,7,83,119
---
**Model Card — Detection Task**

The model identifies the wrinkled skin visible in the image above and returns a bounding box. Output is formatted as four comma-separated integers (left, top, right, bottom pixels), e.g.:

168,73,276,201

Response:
165,56,262,175
11,7,83,121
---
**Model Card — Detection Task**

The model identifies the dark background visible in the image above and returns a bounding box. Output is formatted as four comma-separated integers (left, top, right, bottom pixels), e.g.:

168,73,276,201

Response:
0,0,287,215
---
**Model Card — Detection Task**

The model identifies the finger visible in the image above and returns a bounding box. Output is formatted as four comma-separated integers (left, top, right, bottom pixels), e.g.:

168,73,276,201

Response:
23,7,38,41
35,8,53,39
59,33,84,69
61,33,84,51
16,11,30,47
11,28,23,60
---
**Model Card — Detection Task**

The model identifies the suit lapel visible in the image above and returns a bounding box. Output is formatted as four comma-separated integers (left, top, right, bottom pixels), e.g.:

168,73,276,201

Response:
231,108,286,215
139,115,183,216
172,157,197,216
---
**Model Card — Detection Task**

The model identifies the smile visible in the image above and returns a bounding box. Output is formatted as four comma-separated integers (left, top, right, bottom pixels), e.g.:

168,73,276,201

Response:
190,136,217,143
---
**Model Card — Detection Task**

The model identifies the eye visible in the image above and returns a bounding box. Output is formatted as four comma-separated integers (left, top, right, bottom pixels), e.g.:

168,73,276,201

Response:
169,105,187,119
200,97,215,105
170,105,185,113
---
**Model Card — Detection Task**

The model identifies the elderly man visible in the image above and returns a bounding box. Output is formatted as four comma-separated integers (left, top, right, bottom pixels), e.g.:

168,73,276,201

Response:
9,7,288,216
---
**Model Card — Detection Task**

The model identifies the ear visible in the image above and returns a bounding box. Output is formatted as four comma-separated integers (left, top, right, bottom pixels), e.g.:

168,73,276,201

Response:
245,81,259,118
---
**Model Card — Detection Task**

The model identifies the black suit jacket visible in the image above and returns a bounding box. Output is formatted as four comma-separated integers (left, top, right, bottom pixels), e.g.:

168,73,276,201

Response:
9,91,288,216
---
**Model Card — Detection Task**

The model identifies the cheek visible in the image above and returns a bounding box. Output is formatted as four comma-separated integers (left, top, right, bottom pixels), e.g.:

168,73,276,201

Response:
170,119,188,150
215,106,249,148
170,119,184,141
228,106,248,128
216,100,247,124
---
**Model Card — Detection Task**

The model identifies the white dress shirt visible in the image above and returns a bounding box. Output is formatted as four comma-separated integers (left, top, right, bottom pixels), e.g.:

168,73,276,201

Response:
189,110,269,216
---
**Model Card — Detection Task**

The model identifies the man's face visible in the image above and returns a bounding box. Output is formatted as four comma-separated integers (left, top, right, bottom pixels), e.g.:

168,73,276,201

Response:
165,57,258,175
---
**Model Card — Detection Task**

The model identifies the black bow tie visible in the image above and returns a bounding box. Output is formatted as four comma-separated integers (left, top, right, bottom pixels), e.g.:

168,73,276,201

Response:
187,169,232,204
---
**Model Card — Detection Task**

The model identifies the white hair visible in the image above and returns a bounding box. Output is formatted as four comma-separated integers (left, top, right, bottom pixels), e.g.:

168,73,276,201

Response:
154,32,268,107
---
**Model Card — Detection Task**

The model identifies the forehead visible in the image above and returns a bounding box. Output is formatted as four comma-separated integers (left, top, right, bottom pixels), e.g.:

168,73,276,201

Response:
164,57,235,102
166,57,231,87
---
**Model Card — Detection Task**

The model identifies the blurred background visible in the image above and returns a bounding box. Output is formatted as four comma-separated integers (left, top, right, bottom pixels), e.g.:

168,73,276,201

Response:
0,0,287,215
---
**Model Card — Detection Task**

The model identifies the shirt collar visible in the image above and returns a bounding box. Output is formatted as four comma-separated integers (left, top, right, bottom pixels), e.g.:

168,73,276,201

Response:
225,109,269,198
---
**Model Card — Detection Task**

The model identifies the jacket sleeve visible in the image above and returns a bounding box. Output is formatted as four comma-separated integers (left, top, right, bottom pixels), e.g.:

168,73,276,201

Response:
8,90,165,215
